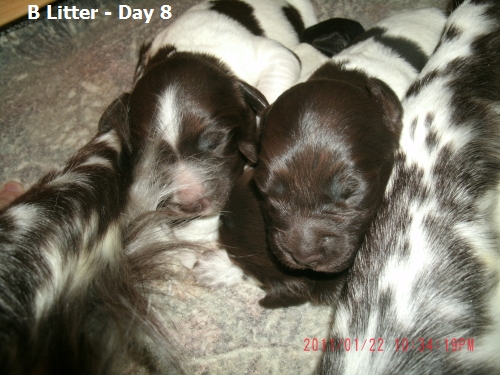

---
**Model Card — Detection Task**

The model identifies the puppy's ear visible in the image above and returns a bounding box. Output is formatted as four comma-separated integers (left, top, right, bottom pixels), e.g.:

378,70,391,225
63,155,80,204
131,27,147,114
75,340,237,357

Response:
237,81,269,164
301,18,365,57
366,78,403,140
238,80,269,116
98,93,132,153
237,128,258,165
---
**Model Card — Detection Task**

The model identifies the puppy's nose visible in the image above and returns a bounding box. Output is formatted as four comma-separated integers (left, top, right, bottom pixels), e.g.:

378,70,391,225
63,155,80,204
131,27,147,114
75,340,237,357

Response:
178,197,208,214
291,251,322,267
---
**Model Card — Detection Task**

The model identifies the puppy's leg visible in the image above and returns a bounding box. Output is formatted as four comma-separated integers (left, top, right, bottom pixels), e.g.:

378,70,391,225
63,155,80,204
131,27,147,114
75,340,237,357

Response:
192,248,252,288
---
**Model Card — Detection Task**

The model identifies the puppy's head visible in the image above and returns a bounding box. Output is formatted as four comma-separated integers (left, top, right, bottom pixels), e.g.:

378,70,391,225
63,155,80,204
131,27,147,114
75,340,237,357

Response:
129,45,267,217
255,76,401,272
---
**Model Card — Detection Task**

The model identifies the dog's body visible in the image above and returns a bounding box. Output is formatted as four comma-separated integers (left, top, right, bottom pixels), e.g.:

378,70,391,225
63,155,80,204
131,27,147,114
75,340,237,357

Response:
254,8,447,273
0,95,185,374
329,8,447,98
320,0,500,373
137,0,317,104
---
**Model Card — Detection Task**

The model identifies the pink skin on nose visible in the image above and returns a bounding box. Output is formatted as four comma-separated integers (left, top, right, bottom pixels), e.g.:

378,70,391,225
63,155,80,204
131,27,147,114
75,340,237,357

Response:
173,168,208,213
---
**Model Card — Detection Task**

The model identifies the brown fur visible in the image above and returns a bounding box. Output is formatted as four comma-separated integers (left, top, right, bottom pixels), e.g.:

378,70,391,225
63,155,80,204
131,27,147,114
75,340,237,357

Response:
254,65,402,272
220,169,347,308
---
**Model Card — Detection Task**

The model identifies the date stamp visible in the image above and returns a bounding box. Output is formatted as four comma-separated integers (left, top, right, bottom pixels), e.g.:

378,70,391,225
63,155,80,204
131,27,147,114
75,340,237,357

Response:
304,337,475,353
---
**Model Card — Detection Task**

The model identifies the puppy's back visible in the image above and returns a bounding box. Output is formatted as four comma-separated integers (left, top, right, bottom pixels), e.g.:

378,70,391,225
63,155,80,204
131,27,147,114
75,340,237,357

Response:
330,8,447,98
320,0,500,373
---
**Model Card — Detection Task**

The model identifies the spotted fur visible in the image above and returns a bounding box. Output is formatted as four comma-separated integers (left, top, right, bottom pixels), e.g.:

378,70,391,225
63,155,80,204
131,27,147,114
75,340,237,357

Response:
329,7,447,99
0,95,184,375
137,0,317,103
320,0,500,373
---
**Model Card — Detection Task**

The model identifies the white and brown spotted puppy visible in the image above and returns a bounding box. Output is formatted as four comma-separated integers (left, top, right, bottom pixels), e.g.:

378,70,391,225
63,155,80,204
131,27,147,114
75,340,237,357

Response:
125,0,317,226
320,0,500,373
254,8,447,273
0,96,183,375
136,0,317,103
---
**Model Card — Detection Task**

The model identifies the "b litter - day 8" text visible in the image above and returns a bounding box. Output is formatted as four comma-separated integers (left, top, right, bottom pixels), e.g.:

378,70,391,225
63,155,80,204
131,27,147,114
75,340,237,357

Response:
27,5,173,23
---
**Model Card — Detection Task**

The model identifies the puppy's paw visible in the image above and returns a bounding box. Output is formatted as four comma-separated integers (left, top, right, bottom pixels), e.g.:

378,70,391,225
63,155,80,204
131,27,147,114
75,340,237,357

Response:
259,291,310,309
193,249,246,288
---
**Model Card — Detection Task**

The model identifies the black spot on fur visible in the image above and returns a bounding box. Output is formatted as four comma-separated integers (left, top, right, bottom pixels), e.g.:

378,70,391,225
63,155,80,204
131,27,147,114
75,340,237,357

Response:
406,69,442,98
351,27,428,71
210,0,264,36
409,117,418,140
424,113,435,129
425,130,439,151
349,26,386,45
282,4,305,37
379,35,428,72
424,114,439,151
443,25,463,42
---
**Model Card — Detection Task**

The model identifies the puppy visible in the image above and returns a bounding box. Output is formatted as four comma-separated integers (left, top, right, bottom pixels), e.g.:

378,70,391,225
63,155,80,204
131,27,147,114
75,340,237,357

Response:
137,0,317,104
218,169,347,308
0,95,183,374
254,8,447,273
125,0,320,233
320,0,500,373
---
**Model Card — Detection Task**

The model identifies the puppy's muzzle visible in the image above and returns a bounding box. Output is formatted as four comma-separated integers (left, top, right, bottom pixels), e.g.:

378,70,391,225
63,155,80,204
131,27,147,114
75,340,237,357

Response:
271,219,356,272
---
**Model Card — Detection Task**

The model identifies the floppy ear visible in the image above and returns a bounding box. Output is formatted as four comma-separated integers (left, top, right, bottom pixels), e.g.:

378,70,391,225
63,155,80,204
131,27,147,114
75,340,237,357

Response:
98,93,132,153
301,18,365,57
366,78,403,140
238,80,269,117
237,81,269,164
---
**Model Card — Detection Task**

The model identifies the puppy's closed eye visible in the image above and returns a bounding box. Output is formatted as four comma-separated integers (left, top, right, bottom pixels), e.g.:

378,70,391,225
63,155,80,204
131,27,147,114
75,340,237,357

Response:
198,129,229,153
267,179,287,197
330,176,360,203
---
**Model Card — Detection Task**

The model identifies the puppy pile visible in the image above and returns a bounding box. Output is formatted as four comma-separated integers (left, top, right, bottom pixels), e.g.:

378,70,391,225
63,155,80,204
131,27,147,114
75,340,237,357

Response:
1,0,500,374
199,5,446,303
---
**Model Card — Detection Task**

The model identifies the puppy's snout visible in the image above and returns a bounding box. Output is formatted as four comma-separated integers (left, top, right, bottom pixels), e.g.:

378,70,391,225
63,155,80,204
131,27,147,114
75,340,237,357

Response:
178,197,208,214
291,250,322,267
273,220,336,268
288,232,338,267
172,167,208,213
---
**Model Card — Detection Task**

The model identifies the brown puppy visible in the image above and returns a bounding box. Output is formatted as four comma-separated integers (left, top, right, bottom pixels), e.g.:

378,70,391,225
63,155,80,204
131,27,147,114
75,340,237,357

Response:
253,8,446,274
254,65,402,273
125,48,267,220
219,169,347,308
